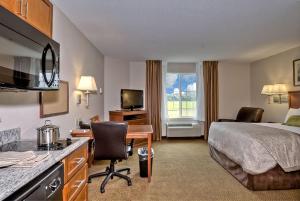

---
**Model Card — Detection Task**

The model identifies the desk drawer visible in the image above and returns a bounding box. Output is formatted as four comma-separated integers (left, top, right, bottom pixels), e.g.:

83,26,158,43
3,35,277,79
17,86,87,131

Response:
63,163,88,201
127,119,148,125
63,143,88,182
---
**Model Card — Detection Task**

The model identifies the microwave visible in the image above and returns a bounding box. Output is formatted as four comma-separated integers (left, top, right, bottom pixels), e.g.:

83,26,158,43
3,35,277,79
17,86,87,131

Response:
0,6,60,91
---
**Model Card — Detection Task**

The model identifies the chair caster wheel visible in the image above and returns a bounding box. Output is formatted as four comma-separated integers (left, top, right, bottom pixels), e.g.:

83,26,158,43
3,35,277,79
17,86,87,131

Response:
100,188,105,193
128,181,132,186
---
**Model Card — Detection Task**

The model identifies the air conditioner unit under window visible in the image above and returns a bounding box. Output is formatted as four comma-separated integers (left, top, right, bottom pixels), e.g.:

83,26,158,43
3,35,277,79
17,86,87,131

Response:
166,122,203,137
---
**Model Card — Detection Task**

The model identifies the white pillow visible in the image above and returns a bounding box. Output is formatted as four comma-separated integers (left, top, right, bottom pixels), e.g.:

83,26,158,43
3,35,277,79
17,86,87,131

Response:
284,108,300,123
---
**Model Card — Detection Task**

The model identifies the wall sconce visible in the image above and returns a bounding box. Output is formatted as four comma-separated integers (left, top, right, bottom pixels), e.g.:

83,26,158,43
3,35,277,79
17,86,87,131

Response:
261,84,273,104
272,83,287,104
261,84,288,104
77,76,98,108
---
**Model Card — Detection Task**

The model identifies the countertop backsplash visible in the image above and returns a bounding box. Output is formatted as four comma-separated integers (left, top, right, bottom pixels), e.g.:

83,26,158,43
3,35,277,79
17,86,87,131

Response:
0,128,20,146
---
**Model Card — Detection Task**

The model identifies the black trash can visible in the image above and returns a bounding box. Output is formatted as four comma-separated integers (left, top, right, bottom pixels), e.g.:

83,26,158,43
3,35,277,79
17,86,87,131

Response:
138,147,154,177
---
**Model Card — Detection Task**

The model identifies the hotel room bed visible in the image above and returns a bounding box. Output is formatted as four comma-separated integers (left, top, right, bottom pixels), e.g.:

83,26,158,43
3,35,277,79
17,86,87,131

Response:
208,91,300,190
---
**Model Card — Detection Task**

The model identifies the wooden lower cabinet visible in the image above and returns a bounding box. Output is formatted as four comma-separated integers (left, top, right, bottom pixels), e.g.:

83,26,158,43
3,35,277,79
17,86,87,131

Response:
63,164,88,201
62,143,88,201
74,184,88,201
63,143,88,182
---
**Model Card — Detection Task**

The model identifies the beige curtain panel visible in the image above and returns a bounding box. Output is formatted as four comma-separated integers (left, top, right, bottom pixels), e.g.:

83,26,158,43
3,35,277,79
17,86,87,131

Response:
203,61,219,140
146,60,162,141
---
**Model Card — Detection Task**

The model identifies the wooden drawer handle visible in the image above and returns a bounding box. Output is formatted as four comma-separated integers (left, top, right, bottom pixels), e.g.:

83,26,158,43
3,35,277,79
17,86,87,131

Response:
72,157,84,165
73,180,85,188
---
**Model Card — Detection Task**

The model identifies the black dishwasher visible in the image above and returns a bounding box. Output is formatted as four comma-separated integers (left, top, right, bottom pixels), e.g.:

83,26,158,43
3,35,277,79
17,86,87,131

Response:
4,162,64,201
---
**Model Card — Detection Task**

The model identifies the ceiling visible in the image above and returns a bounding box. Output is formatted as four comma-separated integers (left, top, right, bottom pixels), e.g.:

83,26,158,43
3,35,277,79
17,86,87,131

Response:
53,0,300,62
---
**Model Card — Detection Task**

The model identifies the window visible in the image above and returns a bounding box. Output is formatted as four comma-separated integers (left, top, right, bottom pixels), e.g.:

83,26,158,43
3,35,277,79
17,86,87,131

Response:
166,73,197,118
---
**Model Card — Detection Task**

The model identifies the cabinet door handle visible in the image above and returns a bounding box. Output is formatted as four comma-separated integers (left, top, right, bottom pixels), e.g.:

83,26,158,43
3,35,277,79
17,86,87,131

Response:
17,0,23,15
25,0,28,18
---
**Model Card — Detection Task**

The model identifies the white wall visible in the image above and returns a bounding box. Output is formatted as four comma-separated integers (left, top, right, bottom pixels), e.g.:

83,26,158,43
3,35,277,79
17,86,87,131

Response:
250,46,300,122
129,61,146,90
103,57,130,120
0,6,104,139
218,61,251,119
129,61,146,106
103,60,146,120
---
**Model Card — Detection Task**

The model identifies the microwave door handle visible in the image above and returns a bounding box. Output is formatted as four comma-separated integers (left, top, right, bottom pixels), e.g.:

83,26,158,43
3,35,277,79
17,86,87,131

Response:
47,67,56,87
47,57,60,87
42,44,56,87
47,44,57,86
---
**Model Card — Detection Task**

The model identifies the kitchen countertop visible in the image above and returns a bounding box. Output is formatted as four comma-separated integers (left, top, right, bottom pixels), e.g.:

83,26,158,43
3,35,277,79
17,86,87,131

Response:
0,137,89,201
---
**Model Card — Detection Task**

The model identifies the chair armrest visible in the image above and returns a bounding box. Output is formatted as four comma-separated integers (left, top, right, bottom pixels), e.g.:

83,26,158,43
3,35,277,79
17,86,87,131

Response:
217,119,236,122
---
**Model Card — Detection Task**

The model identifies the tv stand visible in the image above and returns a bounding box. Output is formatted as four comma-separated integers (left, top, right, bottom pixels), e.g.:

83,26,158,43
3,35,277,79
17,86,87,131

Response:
109,110,148,124
109,110,148,146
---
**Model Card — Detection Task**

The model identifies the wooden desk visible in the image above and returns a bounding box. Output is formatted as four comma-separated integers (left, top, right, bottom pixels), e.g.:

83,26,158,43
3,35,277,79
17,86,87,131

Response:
109,110,149,147
71,129,93,139
127,125,153,182
71,125,154,182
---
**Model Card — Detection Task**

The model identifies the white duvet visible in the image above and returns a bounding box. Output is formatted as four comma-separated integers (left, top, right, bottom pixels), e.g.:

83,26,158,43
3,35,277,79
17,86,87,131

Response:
256,123,300,135
208,122,300,175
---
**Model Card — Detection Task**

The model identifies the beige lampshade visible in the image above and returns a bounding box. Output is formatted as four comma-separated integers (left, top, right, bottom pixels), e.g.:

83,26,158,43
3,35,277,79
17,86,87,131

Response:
272,84,287,95
261,85,273,95
77,76,98,92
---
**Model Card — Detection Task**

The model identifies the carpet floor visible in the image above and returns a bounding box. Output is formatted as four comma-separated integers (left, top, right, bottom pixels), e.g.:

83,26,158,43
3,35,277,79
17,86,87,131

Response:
88,139,300,201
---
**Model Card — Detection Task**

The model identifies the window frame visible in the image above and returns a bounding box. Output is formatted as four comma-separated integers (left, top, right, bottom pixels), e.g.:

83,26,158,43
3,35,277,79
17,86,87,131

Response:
166,72,197,120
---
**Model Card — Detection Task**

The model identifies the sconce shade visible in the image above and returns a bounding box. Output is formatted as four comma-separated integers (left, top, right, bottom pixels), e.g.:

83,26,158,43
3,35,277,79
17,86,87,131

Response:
272,84,287,95
261,85,273,95
78,76,98,92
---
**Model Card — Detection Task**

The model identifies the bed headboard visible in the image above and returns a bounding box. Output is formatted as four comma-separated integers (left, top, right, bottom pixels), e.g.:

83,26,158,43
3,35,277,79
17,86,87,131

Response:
288,91,300,109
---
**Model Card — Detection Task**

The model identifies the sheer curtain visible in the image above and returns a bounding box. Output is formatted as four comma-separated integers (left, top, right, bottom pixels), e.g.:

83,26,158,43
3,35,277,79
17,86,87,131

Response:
161,62,204,122
161,61,168,136
196,62,205,122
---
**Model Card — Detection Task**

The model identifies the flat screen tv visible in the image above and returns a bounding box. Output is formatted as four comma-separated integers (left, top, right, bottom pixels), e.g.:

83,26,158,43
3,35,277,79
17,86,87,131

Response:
121,89,143,110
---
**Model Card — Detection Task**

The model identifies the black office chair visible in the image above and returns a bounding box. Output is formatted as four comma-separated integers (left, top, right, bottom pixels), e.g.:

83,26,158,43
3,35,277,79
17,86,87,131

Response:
88,121,132,193
80,120,134,156
218,107,264,123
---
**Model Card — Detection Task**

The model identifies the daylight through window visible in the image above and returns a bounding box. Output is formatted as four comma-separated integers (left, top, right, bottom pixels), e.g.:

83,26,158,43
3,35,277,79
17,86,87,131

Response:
166,73,197,118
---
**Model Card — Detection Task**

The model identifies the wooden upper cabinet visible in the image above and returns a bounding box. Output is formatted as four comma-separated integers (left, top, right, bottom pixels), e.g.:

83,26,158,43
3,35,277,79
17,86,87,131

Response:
26,0,53,37
0,0,18,13
0,0,53,37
